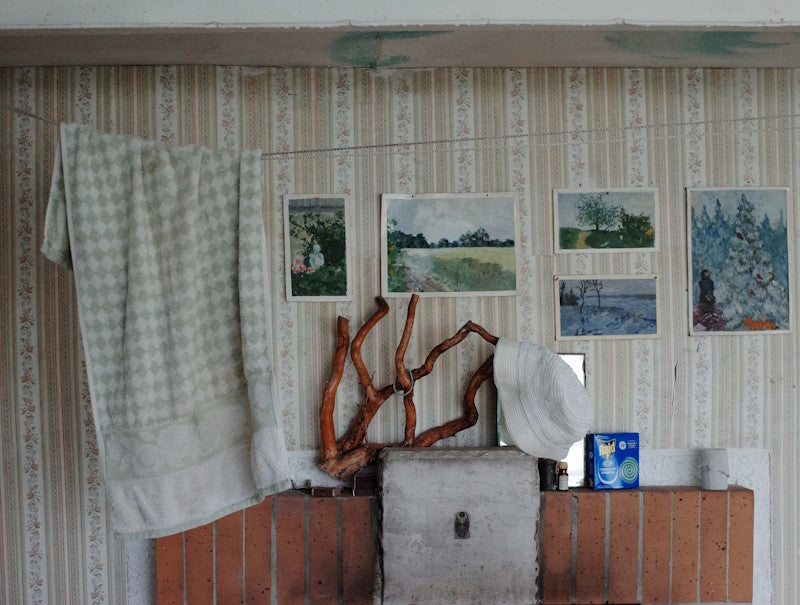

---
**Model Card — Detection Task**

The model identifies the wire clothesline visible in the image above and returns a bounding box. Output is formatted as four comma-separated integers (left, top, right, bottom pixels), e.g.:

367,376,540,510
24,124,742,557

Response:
2,102,61,126
2,101,799,161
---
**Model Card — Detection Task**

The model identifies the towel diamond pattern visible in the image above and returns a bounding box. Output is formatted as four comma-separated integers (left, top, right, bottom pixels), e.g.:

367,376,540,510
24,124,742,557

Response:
41,124,290,537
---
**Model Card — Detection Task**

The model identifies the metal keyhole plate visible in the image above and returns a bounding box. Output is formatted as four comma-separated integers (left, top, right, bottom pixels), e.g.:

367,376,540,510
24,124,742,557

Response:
454,511,470,539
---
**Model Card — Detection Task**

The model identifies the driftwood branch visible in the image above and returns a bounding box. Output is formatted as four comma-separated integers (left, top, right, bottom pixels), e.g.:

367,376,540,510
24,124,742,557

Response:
318,294,498,480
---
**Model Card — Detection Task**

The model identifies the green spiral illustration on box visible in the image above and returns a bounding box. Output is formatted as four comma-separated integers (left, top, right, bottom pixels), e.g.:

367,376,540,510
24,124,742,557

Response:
619,457,639,482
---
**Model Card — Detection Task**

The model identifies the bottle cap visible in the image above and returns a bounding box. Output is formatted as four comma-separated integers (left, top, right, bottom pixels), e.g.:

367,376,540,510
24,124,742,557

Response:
557,461,568,470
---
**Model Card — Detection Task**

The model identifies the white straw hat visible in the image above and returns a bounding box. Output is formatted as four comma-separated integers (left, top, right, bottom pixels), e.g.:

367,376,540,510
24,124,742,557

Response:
494,339,592,460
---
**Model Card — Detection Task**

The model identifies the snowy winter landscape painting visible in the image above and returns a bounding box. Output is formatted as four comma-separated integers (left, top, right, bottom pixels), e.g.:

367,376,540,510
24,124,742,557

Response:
556,275,659,340
381,193,517,297
688,188,792,334
284,195,352,301
554,188,658,253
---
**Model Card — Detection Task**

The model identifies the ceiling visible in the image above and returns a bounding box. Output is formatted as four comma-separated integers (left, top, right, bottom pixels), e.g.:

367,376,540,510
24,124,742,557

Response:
2,25,800,68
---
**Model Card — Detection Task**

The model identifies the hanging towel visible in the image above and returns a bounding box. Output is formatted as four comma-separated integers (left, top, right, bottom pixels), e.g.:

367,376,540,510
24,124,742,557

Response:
41,124,290,539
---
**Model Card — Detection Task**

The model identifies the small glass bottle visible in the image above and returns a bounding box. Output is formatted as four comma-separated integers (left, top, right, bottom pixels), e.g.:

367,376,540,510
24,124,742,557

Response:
557,461,569,490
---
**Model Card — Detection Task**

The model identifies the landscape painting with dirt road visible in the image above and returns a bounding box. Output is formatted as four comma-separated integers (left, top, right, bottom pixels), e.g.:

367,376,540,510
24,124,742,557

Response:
382,193,517,297
554,188,658,253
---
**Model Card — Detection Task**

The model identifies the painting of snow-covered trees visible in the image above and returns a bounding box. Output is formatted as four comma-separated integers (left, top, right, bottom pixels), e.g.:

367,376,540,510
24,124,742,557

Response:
688,188,792,334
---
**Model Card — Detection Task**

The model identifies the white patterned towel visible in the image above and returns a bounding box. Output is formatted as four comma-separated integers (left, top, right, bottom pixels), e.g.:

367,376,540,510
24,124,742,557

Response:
41,124,290,538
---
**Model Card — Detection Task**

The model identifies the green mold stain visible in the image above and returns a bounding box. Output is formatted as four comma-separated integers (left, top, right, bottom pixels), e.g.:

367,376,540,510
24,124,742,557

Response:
329,31,447,68
604,31,787,59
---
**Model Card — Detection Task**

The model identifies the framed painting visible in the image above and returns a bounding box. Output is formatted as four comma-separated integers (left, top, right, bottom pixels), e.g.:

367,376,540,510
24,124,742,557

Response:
381,193,518,297
283,194,353,301
555,275,659,340
687,187,793,335
553,188,659,253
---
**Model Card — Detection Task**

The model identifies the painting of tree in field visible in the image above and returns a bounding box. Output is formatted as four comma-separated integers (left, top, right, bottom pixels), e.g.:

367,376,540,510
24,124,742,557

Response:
381,194,517,297
556,275,659,340
688,188,792,334
283,195,352,301
554,188,658,253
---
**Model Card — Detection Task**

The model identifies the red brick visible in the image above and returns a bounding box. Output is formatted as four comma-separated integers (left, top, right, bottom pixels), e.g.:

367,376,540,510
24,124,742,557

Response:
185,523,214,605
672,489,700,603
642,490,670,604
608,491,640,604
276,492,306,604
728,488,754,603
341,496,375,605
576,491,606,604
215,510,244,605
541,491,573,604
699,491,727,602
155,532,184,605
245,497,272,604
309,497,339,604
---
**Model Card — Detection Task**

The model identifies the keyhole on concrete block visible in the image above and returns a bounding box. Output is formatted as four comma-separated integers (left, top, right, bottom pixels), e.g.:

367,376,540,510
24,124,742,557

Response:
454,511,470,539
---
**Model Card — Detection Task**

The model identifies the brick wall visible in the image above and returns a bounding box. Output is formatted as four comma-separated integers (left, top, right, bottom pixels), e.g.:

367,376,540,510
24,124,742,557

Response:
155,486,753,604
540,487,754,604
155,491,376,604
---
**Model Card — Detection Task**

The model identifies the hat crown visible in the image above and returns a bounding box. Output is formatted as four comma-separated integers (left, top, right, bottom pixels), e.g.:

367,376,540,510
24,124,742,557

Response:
495,339,592,460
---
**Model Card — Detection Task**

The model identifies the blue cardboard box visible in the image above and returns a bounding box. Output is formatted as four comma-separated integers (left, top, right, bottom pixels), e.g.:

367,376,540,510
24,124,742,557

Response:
585,433,639,489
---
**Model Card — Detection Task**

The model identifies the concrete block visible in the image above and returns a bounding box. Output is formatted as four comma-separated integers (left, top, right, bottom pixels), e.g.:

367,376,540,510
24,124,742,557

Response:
379,448,538,604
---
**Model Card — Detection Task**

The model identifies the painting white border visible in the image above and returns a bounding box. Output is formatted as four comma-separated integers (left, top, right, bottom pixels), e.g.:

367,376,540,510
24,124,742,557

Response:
283,194,353,302
554,274,660,340
380,193,518,298
553,187,660,254
686,187,794,336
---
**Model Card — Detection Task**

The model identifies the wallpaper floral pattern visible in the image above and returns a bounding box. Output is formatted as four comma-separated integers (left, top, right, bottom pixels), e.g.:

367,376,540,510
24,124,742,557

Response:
1,65,798,604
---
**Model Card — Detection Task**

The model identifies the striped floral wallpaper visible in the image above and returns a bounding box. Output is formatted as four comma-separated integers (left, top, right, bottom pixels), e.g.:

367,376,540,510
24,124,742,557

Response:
1,66,798,604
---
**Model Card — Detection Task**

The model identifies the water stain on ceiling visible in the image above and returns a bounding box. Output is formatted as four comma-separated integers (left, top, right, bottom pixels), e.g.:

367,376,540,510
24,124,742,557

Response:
328,30,448,68
604,30,791,60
